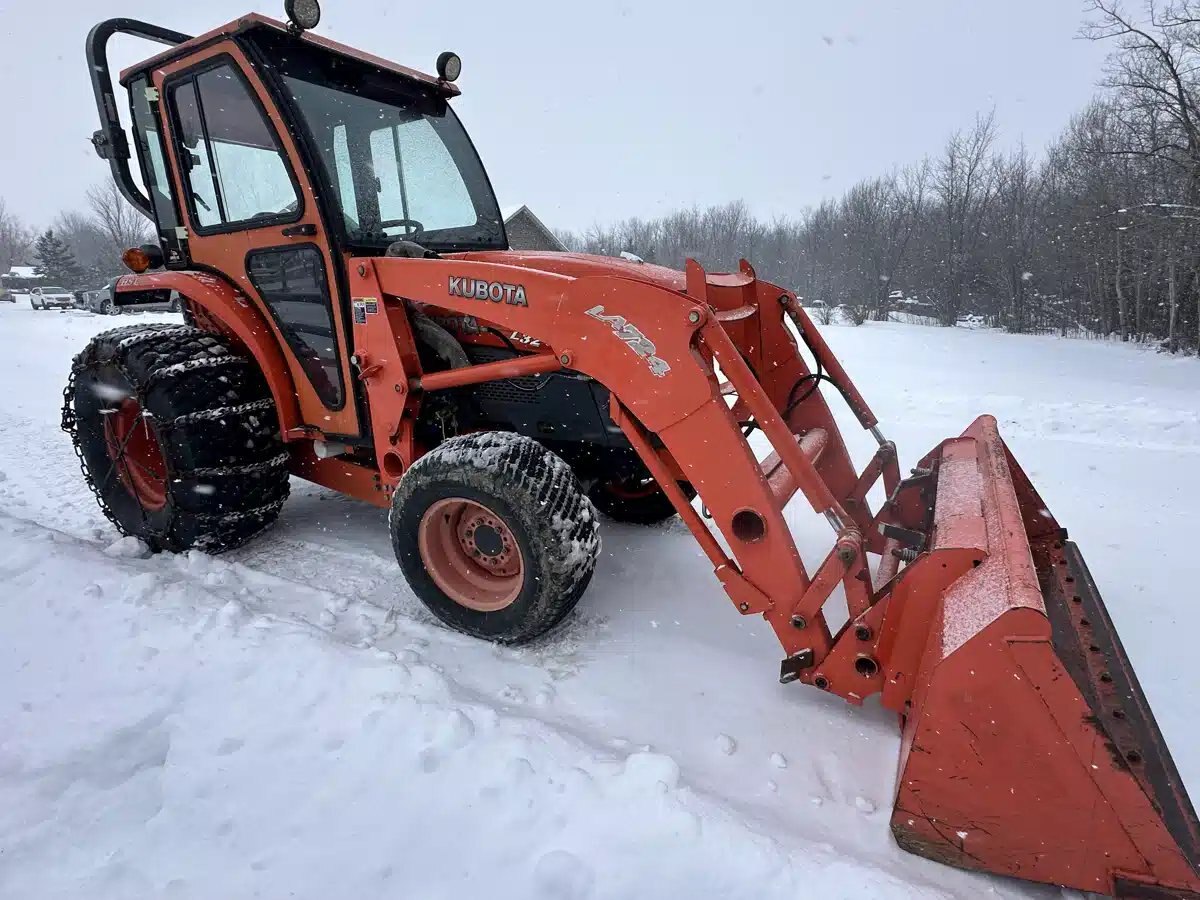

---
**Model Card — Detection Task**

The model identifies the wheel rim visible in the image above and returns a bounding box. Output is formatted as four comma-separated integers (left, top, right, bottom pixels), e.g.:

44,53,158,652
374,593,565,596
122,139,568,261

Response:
103,397,168,511
603,477,661,500
417,497,523,611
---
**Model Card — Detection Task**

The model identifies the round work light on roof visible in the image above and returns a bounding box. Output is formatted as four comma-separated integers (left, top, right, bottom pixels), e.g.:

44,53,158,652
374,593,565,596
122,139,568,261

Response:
284,0,322,32
436,51,462,82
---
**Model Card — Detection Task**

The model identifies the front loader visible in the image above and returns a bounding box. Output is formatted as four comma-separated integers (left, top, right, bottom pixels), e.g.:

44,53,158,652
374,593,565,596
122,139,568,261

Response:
66,6,1199,896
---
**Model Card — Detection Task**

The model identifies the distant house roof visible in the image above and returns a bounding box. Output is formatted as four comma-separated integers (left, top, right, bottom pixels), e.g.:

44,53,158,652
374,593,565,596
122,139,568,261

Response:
6,266,41,279
502,205,567,252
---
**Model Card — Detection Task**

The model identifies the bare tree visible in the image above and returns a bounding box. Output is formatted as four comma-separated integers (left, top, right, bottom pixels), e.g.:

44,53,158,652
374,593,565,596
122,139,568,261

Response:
86,180,152,256
0,198,34,274
931,112,999,324
555,24,1200,353
1084,2,1200,187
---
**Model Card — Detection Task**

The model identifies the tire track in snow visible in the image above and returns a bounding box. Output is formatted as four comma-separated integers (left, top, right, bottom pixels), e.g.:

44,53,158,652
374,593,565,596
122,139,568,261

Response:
0,512,995,900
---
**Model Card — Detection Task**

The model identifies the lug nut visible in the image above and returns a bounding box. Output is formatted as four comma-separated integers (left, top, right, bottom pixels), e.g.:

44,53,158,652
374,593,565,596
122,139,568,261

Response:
688,309,702,324
738,602,749,612
559,353,571,366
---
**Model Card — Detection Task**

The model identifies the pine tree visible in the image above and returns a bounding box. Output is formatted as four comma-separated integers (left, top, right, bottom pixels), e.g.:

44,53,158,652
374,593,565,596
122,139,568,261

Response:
34,229,84,287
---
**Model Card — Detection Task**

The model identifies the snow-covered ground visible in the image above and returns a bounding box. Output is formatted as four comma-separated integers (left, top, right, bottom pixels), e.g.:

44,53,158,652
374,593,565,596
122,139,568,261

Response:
1,303,1196,899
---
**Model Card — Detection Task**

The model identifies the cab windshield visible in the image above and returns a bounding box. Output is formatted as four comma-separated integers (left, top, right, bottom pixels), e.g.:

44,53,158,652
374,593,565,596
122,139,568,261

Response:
255,34,505,252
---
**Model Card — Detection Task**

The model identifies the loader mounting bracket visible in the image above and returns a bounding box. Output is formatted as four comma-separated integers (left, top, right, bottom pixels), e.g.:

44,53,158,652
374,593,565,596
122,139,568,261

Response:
779,649,815,684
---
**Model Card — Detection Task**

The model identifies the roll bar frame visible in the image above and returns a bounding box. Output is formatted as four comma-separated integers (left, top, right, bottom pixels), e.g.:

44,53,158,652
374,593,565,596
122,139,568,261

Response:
86,18,192,219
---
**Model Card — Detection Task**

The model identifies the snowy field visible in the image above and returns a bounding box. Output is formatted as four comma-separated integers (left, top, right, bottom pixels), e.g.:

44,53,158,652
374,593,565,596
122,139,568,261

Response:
0,302,1196,899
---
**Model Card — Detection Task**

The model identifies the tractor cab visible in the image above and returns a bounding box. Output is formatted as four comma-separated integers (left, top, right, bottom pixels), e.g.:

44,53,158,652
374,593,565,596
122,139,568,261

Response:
88,7,505,436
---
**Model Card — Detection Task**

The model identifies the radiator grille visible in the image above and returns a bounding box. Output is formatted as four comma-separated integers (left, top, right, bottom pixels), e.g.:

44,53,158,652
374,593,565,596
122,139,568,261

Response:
467,346,546,405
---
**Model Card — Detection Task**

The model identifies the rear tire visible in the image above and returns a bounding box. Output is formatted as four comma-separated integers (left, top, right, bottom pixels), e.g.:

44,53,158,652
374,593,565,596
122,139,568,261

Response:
390,432,600,644
588,476,696,525
62,324,289,553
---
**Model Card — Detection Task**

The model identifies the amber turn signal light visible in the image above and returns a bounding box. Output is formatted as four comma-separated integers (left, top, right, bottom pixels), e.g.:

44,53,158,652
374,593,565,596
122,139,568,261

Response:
121,247,151,273
121,244,163,274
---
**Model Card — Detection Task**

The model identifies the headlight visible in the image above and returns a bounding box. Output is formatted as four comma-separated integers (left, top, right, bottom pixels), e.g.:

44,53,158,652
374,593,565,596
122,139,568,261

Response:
437,51,462,83
284,0,321,31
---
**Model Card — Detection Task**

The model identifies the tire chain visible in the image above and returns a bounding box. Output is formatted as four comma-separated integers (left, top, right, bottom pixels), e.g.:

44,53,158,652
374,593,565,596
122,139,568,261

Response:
61,323,286,551
60,324,197,546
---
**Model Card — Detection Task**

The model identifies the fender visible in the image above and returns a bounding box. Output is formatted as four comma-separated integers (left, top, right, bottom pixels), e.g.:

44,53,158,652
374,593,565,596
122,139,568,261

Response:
114,271,302,437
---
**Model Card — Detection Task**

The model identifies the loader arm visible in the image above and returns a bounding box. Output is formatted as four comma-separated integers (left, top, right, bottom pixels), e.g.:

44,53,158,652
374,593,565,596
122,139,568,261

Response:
354,254,1199,898
351,255,896,665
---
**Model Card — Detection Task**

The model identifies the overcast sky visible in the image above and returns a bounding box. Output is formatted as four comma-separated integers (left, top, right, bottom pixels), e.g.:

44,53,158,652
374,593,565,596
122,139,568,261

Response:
0,0,1112,233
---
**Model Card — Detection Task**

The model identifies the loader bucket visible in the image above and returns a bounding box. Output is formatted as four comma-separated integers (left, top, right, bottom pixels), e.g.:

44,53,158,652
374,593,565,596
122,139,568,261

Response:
888,416,1200,898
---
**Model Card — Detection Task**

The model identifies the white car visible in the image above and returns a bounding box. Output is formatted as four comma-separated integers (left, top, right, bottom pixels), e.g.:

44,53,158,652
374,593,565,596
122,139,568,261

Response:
30,286,76,310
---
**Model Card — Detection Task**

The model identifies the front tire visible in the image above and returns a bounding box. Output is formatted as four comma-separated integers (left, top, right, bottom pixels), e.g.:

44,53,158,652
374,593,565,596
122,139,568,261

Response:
62,324,289,553
390,432,600,644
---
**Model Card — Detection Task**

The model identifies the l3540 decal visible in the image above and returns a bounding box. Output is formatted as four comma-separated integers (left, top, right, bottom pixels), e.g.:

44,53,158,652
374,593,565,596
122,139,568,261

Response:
585,305,670,378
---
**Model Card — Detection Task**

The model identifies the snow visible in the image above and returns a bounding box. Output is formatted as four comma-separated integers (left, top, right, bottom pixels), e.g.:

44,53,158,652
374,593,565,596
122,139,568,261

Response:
0,301,1197,899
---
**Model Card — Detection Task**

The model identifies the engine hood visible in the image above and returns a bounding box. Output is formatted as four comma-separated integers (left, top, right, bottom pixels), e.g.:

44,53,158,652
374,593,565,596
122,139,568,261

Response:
447,250,687,294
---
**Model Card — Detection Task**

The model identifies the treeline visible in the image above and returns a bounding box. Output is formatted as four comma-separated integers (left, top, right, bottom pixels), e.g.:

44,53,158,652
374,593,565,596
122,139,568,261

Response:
0,181,150,288
560,1,1200,353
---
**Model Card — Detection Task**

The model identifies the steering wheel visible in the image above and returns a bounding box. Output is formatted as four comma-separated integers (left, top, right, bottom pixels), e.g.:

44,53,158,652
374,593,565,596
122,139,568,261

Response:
379,218,425,236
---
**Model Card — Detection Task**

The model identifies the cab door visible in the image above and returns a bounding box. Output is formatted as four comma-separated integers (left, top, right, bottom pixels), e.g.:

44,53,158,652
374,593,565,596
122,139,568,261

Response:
153,41,361,439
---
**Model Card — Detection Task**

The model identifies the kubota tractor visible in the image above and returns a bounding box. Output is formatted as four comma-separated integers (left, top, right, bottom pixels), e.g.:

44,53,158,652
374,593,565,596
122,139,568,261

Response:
66,6,1198,896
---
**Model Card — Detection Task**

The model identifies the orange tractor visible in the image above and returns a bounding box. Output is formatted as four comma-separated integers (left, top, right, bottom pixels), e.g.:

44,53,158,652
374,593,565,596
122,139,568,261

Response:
66,6,1198,896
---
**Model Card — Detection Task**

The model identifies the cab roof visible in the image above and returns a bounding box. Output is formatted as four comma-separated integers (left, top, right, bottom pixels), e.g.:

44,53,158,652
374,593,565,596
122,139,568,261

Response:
118,13,459,97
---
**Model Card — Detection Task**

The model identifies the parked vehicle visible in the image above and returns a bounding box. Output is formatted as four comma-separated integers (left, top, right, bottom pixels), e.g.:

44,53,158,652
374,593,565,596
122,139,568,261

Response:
81,284,118,315
141,289,183,314
29,286,76,310
82,278,182,315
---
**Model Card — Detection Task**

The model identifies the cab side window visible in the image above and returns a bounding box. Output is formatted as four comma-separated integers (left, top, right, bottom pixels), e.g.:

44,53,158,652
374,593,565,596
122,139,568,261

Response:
168,62,299,231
